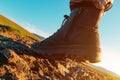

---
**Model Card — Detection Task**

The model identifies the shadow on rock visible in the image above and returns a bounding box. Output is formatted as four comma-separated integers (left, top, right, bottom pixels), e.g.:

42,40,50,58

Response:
0,35,41,63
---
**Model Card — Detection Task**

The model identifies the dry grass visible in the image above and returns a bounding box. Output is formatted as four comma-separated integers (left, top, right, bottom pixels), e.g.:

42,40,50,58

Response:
0,15,41,42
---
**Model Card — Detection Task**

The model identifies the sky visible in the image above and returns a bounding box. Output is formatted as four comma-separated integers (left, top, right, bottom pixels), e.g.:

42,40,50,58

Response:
0,0,120,76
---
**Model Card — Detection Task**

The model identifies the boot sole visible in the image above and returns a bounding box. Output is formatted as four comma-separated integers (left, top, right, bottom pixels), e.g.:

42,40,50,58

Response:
35,45,101,63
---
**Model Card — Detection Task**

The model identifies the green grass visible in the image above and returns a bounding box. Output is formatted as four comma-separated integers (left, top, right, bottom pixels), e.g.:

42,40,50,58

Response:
0,15,41,41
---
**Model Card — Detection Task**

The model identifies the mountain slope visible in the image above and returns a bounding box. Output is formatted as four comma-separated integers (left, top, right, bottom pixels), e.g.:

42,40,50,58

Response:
0,15,120,80
0,15,41,44
33,33,45,40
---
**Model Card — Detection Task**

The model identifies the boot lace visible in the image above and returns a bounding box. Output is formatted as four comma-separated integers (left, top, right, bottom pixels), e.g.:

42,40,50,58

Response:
61,15,69,27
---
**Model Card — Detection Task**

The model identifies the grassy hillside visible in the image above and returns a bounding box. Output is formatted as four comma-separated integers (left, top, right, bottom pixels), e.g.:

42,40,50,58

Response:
0,15,41,42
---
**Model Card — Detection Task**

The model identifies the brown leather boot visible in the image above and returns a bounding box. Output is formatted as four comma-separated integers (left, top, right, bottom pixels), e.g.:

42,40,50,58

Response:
32,6,104,63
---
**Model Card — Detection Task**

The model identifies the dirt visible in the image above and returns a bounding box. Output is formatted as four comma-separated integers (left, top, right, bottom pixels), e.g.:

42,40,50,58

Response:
0,21,120,80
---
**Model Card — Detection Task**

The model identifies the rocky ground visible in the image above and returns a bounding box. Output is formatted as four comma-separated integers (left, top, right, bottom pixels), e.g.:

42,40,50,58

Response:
0,16,120,80
0,35,120,80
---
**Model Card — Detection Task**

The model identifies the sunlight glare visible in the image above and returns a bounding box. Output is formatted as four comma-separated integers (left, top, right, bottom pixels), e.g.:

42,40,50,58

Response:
94,46,120,76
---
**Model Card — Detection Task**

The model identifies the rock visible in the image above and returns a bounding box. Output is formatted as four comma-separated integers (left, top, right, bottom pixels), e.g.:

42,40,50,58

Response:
57,63,69,76
0,35,32,54
0,47,12,64
0,38,119,80
0,17,120,80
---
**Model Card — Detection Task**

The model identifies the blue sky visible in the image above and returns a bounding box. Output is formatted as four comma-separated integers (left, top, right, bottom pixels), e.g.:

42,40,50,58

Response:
0,0,120,75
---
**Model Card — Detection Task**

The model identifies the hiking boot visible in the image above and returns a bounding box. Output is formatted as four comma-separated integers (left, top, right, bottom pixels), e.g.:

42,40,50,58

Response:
32,6,104,63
